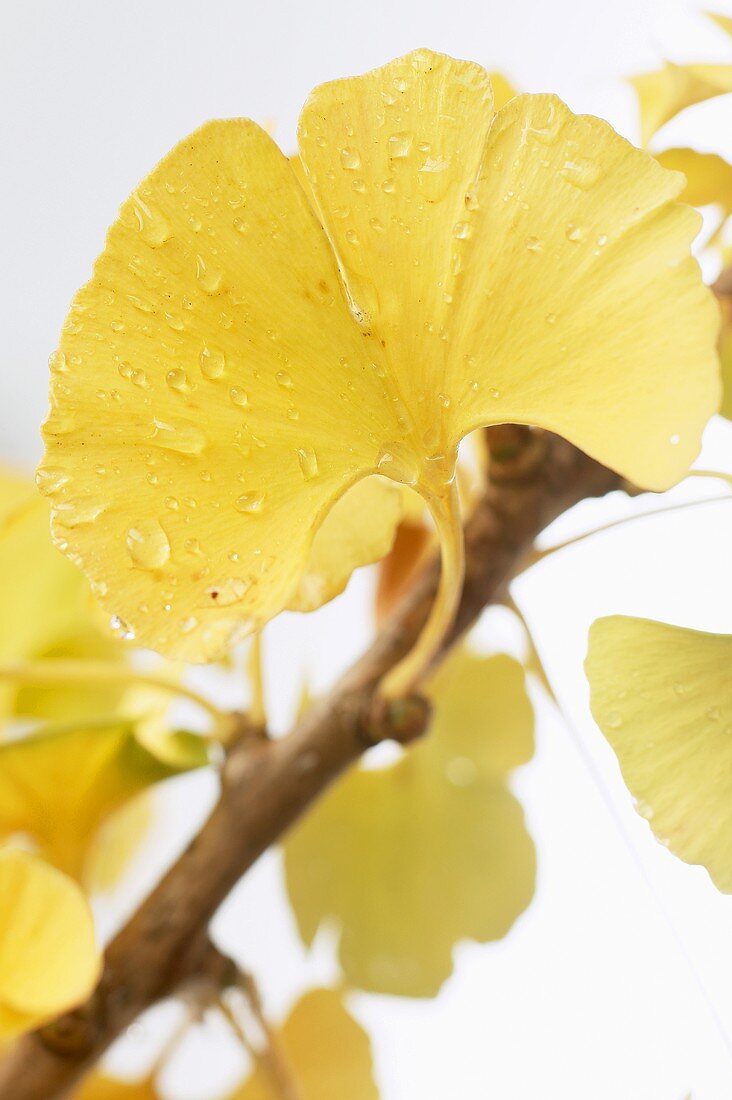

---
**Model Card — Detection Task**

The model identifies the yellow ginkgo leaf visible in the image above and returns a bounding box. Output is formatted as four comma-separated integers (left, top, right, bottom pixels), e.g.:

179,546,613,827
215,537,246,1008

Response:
631,62,732,145
289,476,402,612
655,147,732,213
586,616,732,892
230,988,377,1100
708,11,732,38
0,720,208,881
74,1073,158,1099
82,792,153,893
40,50,719,686
487,71,518,109
0,469,123,719
0,849,99,1037
283,649,535,996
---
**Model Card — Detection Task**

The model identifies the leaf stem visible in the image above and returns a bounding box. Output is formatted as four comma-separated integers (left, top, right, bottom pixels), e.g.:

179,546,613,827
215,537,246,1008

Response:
381,477,465,699
246,633,267,728
0,660,229,735
220,976,302,1100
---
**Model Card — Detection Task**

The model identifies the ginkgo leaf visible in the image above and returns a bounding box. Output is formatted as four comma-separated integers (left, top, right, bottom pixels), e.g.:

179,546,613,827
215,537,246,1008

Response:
39,50,719,667
586,616,732,892
708,11,732,39
288,476,402,611
631,62,732,145
230,988,377,1100
0,469,123,718
487,71,518,109
74,1073,158,1099
655,147,732,213
0,850,99,1037
82,792,153,893
0,720,208,881
283,649,535,996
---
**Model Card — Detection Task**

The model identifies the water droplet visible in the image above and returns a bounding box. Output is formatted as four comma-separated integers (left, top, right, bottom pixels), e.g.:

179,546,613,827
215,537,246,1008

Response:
110,615,135,641
151,418,207,456
561,157,601,190
525,236,543,253
126,519,171,570
606,710,623,729
597,234,608,247
545,312,557,325
166,368,191,393
204,577,250,606
419,155,449,174
464,189,480,212
565,224,584,242
446,756,478,787
195,255,224,294
377,443,419,486
388,132,412,158
199,345,225,380
35,466,69,494
48,350,68,373
382,178,396,194
229,387,249,407
132,192,172,247
296,446,319,481
453,221,472,240
340,147,361,170
235,491,265,514
276,370,293,389
670,433,680,446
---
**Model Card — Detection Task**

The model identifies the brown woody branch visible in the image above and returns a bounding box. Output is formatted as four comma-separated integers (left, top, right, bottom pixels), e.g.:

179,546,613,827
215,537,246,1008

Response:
0,428,620,1099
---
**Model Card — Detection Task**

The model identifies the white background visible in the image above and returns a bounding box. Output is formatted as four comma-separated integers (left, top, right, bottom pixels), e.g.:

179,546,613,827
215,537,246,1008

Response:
3,1,732,1098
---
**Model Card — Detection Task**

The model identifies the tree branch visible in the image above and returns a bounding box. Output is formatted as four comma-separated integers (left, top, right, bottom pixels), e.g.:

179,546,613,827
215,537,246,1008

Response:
0,430,620,1099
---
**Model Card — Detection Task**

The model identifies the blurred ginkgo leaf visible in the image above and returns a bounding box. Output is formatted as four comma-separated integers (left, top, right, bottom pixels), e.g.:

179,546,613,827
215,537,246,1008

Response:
0,720,208,881
284,649,535,996
655,147,732,213
0,849,99,1037
0,468,125,722
586,616,732,892
288,477,403,612
230,988,377,1100
631,62,732,146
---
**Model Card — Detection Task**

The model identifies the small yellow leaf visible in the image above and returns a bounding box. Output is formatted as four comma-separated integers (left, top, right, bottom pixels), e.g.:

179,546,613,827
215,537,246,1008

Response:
230,988,377,1100
708,11,732,38
0,850,99,1037
284,649,535,996
586,616,732,892
655,147,732,213
82,792,153,893
631,62,732,145
0,469,122,719
487,71,518,109
40,52,719,663
0,720,207,881
288,476,402,612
